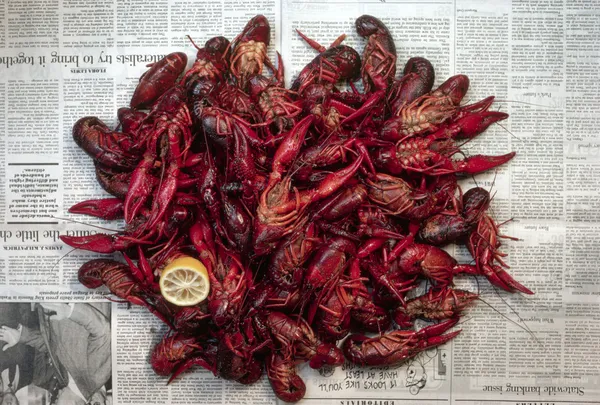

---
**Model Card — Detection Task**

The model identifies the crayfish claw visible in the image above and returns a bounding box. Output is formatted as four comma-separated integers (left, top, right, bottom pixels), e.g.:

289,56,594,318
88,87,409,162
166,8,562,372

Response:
456,152,516,175
424,328,462,348
68,198,124,220
489,265,534,295
449,110,509,140
60,233,124,254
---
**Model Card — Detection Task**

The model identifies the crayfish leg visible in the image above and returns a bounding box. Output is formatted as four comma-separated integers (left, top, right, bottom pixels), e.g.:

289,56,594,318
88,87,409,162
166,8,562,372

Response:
168,356,217,384
341,90,385,125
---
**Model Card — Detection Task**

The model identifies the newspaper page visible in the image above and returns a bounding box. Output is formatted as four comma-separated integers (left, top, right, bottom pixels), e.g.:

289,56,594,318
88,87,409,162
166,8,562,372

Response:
0,0,599,404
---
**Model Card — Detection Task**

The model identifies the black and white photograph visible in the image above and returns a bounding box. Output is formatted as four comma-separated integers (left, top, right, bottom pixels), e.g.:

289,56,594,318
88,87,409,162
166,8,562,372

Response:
0,303,111,405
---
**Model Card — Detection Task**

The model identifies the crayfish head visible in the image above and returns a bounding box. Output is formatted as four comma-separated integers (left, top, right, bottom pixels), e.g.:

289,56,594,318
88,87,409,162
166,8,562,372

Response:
418,213,469,246
205,36,231,59
371,146,404,174
352,304,392,333
253,179,300,256
236,358,263,385
239,15,271,46
247,74,271,99
253,221,288,257
200,107,232,148
403,57,435,88
152,85,188,115
326,45,361,82
267,352,306,403
173,305,211,335
78,259,116,289
355,15,389,37
433,74,469,106
280,375,307,403
150,350,178,376
187,75,218,101
462,187,491,224
302,84,329,106
72,116,108,148
216,334,251,381
150,333,195,376
117,107,147,134
209,299,234,329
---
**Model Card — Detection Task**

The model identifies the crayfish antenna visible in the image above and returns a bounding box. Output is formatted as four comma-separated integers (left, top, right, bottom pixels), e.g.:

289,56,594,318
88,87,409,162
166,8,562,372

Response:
491,98,554,109
49,247,78,274
477,292,543,348
51,215,121,233
186,35,202,51
494,121,523,143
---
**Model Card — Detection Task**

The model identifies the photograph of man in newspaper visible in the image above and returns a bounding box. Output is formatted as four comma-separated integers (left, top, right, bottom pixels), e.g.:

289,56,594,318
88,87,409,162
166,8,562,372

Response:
0,303,111,405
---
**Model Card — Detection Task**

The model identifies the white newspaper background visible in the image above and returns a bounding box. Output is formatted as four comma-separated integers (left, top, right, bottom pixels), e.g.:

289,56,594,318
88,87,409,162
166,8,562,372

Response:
0,0,598,404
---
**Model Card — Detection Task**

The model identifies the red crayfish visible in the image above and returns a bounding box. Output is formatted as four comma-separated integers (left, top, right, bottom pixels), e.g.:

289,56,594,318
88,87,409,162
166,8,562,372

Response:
63,14,532,404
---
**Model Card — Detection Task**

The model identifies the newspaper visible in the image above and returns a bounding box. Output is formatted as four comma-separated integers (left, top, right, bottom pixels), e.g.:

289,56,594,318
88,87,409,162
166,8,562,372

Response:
0,0,599,404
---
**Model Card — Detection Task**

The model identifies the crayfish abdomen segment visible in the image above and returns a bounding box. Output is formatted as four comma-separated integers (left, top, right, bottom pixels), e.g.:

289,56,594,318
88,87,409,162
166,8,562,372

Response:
266,351,306,403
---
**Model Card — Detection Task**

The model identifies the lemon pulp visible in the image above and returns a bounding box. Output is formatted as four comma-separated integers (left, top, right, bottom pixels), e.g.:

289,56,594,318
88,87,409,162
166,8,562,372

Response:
159,256,210,306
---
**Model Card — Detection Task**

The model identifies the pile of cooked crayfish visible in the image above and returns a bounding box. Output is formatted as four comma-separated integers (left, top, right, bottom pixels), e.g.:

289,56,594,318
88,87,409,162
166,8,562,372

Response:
62,14,532,402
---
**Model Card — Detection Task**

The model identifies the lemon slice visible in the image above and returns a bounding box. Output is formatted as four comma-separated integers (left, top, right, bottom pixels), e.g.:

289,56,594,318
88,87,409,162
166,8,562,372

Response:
159,256,210,306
